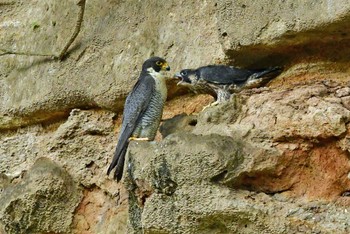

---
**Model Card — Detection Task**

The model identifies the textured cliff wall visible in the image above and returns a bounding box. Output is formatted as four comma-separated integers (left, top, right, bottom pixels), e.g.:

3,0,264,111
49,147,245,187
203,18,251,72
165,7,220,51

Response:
1,0,350,233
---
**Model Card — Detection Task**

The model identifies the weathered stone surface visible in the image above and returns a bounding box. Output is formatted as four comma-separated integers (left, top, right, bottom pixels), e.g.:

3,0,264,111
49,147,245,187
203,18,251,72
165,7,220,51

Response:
72,187,128,234
0,109,130,234
0,94,211,234
124,133,246,233
216,0,350,66
0,0,223,129
0,157,82,234
195,84,350,140
192,83,350,199
218,0,350,46
2,0,350,129
125,130,350,233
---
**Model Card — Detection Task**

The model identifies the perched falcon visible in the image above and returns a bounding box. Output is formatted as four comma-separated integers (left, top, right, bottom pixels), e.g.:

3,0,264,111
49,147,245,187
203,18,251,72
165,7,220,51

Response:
174,65,282,105
107,57,170,181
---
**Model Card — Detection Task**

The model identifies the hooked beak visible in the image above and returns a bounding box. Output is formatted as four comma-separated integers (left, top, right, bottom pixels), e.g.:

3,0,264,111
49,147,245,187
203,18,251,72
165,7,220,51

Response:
162,63,170,71
174,72,184,86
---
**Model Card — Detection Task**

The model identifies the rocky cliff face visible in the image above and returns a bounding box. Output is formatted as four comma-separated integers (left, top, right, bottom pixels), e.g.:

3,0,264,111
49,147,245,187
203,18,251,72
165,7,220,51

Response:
1,1,350,233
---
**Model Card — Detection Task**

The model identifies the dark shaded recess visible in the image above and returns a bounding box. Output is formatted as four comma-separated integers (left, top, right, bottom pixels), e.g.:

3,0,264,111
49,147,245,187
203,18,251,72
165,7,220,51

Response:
188,118,197,126
210,170,228,183
160,113,198,138
224,16,350,69
341,191,350,197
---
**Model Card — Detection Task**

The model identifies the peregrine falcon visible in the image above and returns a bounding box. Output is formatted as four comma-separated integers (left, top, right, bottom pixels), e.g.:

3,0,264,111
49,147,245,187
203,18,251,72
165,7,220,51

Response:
107,57,170,181
174,65,282,105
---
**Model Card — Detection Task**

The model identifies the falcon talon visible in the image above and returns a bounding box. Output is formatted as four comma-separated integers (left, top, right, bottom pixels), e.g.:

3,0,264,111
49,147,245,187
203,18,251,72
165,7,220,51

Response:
107,57,170,182
174,65,282,105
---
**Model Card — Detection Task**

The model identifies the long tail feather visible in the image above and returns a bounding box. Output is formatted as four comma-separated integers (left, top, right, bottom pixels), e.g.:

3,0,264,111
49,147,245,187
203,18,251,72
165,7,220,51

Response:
252,66,282,79
114,146,128,181
107,128,131,181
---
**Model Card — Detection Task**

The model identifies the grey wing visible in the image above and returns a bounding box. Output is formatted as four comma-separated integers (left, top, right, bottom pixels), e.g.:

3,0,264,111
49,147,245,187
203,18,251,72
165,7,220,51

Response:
198,65,254,85
107,75,155,180
123,75,156,126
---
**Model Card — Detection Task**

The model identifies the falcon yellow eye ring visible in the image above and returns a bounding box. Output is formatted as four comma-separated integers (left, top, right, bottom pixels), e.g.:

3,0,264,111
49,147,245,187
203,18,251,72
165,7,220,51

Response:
156,61,163,66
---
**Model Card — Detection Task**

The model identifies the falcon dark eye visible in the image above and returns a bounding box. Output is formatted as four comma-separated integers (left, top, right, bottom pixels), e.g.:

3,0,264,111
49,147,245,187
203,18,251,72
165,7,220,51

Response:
156,61,163,66
181,71,187,76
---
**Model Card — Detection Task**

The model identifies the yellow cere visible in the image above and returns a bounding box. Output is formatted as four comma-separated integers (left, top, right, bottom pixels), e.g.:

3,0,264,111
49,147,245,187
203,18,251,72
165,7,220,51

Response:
162,62,169,69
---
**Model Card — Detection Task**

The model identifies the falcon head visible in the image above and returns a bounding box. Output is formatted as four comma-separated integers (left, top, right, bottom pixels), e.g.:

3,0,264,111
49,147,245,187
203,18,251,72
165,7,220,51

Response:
174,68,218,97
174,69,199,86
143,57,170,76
